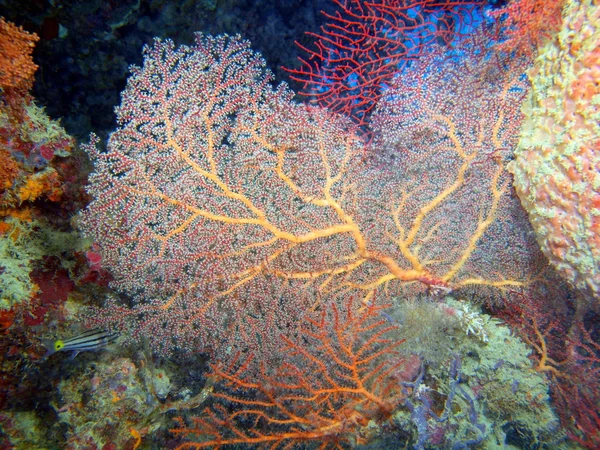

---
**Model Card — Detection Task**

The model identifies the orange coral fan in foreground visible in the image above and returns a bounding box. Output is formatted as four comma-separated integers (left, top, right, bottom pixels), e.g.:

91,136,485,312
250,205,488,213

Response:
171,303,407,448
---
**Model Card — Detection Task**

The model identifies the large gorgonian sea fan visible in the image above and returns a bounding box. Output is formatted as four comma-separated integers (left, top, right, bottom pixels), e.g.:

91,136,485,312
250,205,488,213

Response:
80,33,549,356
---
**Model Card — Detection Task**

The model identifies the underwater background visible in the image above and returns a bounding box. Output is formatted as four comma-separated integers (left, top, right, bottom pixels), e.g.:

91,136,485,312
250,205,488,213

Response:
0,0,599,448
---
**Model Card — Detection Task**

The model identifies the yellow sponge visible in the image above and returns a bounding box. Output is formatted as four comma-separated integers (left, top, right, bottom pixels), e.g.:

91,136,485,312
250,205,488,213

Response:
509,0,600,298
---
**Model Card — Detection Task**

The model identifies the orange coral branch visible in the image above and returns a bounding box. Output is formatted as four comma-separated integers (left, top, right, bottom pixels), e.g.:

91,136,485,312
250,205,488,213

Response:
171,303,406,448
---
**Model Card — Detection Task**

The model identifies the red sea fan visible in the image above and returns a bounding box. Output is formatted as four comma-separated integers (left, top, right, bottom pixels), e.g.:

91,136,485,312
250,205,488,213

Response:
285,0,486,129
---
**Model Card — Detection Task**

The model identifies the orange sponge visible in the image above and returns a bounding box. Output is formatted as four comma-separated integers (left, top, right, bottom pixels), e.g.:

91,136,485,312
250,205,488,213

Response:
509,0,600,298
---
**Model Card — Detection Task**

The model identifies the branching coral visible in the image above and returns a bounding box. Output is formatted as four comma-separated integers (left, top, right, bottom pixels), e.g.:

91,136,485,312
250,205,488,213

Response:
171,303,407,448
81,33,547,357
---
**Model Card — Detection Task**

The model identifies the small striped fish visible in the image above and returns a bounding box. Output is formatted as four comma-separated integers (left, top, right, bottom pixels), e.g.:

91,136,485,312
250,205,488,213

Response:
44,328,119,357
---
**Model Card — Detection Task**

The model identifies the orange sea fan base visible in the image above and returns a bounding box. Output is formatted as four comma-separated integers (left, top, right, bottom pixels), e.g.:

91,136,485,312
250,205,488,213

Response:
171,303,408,448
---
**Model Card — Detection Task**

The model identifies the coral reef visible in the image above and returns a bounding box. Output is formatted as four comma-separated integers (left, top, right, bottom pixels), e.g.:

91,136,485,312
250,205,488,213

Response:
0,98,75,222
0,410,49,449
0,218,80,311
172,304,407,448
0,2,596,449
0,16,114,448
509,0,600,299
54,350,219,450
494,290,600,448
0,97,78,312
0,0,325,139
0,26,90,318
385,296,561,447
56,357,165,449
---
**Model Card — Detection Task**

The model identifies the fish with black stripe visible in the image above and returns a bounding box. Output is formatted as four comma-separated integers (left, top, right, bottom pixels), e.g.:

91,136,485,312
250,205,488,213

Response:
43,328,119,358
